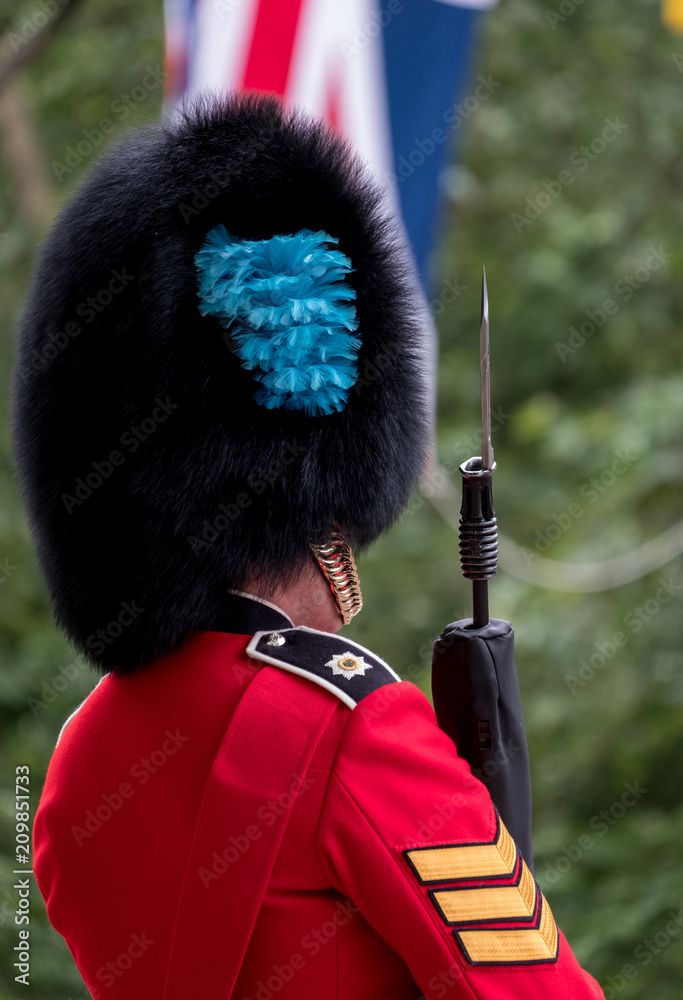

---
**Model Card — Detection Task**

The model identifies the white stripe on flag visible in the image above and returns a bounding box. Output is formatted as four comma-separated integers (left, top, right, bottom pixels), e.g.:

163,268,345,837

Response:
189,0,259,97
286,0,396,207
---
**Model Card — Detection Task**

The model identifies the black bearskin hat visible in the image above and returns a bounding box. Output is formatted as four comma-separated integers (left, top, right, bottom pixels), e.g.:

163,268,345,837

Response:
12,94,429,674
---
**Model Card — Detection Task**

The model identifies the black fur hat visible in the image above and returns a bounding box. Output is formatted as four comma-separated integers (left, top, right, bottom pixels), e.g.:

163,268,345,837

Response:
12,93,429,674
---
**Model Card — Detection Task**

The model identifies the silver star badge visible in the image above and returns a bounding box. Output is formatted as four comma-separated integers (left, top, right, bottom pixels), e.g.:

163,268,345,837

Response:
325,651,373,679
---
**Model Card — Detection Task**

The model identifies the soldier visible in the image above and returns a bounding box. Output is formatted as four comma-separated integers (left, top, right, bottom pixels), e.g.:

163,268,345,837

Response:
14,94,604,998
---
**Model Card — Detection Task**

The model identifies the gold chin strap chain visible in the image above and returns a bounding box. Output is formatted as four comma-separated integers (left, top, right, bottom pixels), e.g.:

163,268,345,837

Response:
310,528,363,625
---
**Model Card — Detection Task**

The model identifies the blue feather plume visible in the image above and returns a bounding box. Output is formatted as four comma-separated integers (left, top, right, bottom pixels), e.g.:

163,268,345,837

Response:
195,225,361,415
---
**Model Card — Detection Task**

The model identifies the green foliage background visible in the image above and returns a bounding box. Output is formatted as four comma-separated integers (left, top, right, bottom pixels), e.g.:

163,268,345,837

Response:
1,0,682,997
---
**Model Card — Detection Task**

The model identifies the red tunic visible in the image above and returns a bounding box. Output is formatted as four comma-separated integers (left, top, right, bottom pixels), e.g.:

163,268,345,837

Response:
33,625,605,999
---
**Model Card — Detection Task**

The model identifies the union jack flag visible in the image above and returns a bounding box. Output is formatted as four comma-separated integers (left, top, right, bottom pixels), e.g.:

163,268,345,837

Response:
164,0,495,287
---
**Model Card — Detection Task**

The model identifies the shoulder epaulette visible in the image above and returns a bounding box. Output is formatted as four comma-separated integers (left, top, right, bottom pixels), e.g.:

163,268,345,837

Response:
246,626,401,709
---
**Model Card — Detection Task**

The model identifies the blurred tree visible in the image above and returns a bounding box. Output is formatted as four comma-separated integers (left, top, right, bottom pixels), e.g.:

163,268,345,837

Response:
1,0,682,998
0,0,85,226
0,82,52,227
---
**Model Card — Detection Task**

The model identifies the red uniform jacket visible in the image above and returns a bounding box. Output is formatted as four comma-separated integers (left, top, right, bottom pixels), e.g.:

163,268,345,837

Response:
34,598,605,999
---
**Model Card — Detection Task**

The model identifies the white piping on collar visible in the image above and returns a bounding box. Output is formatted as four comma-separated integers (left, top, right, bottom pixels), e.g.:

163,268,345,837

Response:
294,625,403,682
246,625,403,711
246,631,358,710
226,589,294,626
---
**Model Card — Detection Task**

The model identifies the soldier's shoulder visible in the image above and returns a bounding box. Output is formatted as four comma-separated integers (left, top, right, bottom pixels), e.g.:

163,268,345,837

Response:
246,626,401,709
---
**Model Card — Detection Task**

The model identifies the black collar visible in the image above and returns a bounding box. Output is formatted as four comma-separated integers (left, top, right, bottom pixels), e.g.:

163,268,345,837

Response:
209,591,293,635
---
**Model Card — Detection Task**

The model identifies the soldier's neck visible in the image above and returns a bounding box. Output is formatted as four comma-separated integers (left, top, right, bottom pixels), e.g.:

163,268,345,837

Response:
241,560,343,634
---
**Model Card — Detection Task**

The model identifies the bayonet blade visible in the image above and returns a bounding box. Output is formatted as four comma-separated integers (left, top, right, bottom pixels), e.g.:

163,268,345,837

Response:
480,266,493,471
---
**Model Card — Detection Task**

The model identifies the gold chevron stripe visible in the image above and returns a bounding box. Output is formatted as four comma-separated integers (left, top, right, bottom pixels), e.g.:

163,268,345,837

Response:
456,896,559,965
433,860,536,924
406,819,516,883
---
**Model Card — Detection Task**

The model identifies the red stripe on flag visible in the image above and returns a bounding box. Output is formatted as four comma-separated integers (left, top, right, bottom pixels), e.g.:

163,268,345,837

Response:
325,72,343,136
241,0,306,96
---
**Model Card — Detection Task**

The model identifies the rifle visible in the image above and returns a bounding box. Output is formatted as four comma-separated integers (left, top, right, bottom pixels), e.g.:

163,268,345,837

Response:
431,268,534,871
